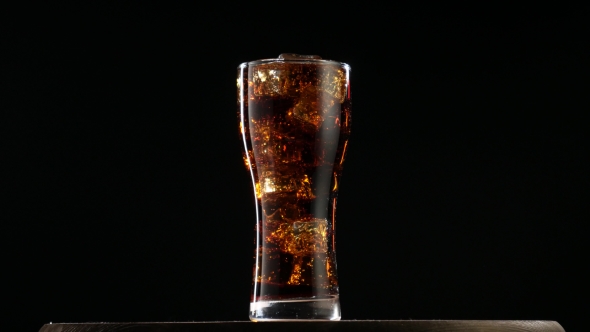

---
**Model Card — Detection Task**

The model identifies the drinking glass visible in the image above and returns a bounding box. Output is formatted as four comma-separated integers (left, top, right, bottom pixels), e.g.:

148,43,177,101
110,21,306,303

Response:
237,54,351,321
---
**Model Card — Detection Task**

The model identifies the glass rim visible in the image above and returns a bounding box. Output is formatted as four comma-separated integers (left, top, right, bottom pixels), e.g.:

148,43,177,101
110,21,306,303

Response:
239,58,350,70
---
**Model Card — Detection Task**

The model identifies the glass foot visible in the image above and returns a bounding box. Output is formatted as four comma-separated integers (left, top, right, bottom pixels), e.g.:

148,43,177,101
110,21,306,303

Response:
249,296,341,321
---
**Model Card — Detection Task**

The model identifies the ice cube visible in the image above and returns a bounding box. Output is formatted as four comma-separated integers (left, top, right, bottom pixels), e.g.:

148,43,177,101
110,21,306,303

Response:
278,53,322,60
252,67,285,97
258,168,313,199
287,86,323,129
251,61,346,100
317,66,347,103
265,218,328,256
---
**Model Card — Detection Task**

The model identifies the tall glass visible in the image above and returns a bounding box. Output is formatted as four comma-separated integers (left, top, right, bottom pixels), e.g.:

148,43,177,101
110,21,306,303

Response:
238,54,351,321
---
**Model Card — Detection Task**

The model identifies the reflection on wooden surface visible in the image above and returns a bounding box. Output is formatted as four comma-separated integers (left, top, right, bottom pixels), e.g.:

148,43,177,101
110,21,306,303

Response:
39,320,564,332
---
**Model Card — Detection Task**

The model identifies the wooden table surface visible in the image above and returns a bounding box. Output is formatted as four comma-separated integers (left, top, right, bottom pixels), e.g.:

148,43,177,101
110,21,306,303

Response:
39,320,565,332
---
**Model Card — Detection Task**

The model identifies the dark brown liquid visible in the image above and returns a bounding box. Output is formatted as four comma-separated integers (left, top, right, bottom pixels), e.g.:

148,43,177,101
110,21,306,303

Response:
238,61,350,302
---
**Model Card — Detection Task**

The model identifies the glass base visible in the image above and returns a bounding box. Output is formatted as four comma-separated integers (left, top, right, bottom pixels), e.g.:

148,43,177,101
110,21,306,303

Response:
249,296,341,321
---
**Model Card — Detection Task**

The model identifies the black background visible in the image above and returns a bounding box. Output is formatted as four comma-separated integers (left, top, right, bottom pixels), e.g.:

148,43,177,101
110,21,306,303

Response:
3,3,587,332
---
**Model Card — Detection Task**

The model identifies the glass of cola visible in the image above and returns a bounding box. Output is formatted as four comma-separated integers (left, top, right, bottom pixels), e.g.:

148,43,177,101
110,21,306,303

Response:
237,54,351,321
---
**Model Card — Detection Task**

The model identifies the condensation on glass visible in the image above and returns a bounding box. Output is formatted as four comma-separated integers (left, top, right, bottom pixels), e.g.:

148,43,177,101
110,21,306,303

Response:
238,54,351,321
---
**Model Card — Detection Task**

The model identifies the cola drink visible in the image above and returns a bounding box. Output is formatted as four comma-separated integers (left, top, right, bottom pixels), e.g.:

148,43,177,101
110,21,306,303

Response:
238,54,351,321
